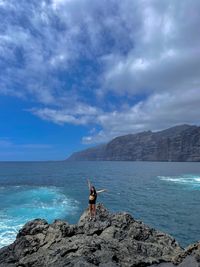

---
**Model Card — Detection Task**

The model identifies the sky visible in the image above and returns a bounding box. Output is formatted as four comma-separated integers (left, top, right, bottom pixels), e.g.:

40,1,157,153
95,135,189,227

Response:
0,0,200,160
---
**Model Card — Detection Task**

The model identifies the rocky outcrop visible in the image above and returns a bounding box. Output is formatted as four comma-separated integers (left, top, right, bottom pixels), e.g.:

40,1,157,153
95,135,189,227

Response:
68,124,200,162
0,204,199,266
151,242,200,267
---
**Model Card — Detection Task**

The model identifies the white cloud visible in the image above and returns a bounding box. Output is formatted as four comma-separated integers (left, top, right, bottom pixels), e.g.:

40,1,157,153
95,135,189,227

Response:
0,0,11,7
83,88,200,143
102,0,200,95
51,0,73,9
1,0,200,145
31,103,100,125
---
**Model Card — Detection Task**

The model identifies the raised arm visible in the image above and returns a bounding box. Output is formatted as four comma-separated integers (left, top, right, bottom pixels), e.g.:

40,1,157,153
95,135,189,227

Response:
96,189,107,194
87,179,91,190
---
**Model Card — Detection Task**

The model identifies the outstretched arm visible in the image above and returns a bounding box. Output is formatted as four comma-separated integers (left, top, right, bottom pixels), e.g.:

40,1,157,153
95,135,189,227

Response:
87,179,91,190
96,189,107,194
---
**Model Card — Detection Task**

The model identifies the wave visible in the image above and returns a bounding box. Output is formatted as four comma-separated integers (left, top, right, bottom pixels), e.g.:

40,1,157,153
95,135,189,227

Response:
158,175,200,189
0,186,79,248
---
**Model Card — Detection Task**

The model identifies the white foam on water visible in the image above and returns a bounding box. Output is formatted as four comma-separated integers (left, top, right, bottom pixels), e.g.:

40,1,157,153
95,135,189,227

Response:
0,217,24,248
158,175,200,188
0,186,79,248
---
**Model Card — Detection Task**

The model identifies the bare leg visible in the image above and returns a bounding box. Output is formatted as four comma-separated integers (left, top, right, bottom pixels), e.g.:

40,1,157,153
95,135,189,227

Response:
92,204,96,218
88,204,92,218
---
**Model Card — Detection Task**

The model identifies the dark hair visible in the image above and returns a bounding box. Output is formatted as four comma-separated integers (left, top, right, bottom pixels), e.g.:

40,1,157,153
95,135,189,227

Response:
90,186,96,195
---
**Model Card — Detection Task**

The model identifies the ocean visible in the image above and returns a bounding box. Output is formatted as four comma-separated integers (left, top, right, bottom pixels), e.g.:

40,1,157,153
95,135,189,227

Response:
0,161,200,249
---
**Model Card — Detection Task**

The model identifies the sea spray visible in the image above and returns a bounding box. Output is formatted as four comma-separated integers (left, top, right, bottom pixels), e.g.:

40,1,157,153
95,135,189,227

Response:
158,175,200,189
0,185,78,248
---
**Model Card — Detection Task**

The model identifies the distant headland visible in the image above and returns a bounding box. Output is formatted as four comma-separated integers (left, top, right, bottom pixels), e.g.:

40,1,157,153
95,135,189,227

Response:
67,124,200,162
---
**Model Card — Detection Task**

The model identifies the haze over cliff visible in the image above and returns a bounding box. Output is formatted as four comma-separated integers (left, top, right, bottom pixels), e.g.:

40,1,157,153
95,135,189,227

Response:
68,125,200,162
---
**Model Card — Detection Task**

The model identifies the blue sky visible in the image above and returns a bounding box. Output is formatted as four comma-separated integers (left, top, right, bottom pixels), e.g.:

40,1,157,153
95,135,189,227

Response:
0,0,200,160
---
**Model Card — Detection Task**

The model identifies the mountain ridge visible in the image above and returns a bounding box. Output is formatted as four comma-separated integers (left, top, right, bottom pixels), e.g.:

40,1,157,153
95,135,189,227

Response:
68,124,200,162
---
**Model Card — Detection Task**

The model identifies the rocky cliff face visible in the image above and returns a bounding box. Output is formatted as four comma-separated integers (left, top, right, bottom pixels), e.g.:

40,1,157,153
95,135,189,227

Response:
68,125,200,162
0,204,200,267
68,144,107,161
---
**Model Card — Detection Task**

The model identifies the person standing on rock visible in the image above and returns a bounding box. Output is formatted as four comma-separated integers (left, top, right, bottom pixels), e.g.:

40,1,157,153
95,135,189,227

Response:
87,179,107,221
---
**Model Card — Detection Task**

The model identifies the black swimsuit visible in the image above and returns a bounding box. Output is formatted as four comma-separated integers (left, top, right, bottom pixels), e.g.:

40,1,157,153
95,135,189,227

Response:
89,192,97,204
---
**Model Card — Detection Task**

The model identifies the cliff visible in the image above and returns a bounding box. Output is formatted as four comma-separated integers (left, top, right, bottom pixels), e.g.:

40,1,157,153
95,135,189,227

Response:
68,124,200,161
0,204,200,267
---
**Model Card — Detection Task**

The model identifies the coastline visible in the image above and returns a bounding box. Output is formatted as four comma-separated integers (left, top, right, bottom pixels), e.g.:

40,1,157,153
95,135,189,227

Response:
0,204,199,267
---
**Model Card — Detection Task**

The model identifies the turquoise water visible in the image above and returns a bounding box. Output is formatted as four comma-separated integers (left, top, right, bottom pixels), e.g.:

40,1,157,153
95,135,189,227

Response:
0,161,200,248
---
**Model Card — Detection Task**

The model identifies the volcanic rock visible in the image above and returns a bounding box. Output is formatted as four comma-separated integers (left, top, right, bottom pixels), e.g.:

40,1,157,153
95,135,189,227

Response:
0,204,199,267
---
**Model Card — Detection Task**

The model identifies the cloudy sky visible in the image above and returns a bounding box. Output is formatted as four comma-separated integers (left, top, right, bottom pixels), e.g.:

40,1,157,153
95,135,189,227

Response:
0,0,200,160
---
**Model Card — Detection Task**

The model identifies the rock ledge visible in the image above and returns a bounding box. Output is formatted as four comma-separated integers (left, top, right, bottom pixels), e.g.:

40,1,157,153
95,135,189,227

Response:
0,204,199,267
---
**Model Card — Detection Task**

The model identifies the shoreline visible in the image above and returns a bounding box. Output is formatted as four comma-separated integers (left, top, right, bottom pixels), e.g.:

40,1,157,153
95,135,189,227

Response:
0,204,199,267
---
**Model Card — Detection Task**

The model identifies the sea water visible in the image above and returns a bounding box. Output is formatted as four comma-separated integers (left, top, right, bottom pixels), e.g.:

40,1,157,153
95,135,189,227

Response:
0,161,200,248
